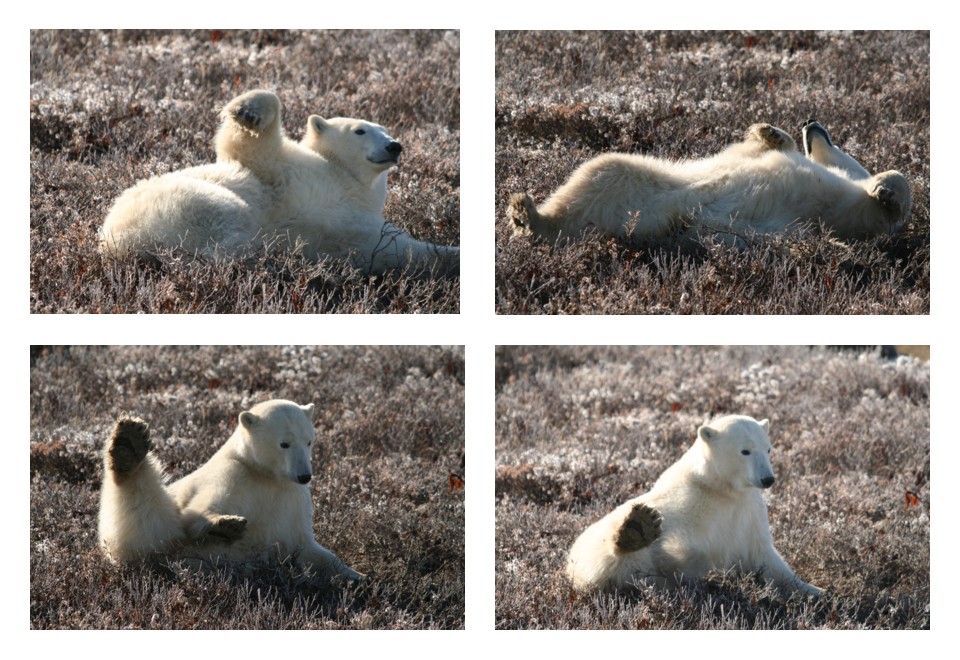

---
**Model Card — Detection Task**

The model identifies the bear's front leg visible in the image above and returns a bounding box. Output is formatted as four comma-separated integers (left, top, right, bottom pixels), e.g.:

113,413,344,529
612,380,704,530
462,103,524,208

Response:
802,120,871,180
300,541,365,583
614,502,663,553
181,510,248,544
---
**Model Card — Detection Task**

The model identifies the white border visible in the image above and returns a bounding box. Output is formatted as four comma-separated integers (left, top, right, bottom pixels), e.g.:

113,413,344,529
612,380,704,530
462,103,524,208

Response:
9,5,953,655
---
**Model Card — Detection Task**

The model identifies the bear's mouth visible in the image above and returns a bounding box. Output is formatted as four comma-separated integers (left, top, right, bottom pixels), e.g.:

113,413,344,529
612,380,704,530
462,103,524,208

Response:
369,156,400,165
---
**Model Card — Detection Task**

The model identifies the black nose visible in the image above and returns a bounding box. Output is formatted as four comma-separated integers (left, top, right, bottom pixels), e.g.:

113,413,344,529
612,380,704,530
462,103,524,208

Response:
760,476,775,488
297,474,312,484
386,141,402,157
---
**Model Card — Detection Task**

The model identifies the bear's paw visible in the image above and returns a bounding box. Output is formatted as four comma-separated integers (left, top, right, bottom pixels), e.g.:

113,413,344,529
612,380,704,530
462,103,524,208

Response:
206,515,248,544
614,502,663,553
106,417,151,473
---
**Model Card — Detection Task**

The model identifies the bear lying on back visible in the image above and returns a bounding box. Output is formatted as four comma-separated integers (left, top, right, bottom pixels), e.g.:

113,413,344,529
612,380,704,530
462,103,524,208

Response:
509,121,911,246
97,399,362,583
566,415,822,596
99,90,459,275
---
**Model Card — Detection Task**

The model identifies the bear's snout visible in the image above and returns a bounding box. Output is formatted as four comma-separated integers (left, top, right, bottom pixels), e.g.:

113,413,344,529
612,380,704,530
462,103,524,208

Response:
386,141,403,158
760,476,775,488
297,474,312,485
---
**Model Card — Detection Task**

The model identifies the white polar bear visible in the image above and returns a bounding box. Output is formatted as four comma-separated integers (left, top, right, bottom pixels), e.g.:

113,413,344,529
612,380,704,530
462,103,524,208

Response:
97,399,363,582
98,90,459,275
566,415,822,597
509,121,912,246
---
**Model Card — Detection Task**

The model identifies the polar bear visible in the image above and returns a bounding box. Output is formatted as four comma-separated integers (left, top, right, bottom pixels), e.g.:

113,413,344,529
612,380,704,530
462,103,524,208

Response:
566,415,822,597
98,90,458,275
509,121,912,246
97,399,363,582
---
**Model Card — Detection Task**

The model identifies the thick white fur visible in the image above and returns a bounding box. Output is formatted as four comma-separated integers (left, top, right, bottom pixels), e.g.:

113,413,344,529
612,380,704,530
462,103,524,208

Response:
97,399,362,581
99,90,458,274
566,415,822,596
510,122,911,245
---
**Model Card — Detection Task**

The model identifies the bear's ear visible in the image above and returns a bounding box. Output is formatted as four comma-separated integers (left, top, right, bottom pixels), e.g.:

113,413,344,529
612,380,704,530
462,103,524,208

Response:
759,418,770,432
308,115,329,135
239,411,259,429
697,424,718,443
301,403,316,421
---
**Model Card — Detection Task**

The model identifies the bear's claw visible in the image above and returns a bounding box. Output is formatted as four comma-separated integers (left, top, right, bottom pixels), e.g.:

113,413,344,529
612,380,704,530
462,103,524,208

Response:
615,502,663,553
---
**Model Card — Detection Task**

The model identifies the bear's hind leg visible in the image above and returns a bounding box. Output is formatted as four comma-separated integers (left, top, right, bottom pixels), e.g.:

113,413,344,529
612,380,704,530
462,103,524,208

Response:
206,515,247,543
224,90,280,135
506,193,562,242
182,510,248,544
614,502,663,553
299,541,365,583
745,123,798,153
98,417,185,562
215,90,284,172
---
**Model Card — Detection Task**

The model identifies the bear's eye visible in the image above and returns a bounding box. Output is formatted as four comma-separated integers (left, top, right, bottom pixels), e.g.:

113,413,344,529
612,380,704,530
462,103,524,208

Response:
741,449,751,456
354,129,366,135
280,442,290,449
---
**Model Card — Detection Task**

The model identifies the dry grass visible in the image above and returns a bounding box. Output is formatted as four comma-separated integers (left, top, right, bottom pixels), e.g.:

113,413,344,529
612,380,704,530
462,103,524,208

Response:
495,346,929,629
30,345,465,629
30,30,460,313
495,31,929,314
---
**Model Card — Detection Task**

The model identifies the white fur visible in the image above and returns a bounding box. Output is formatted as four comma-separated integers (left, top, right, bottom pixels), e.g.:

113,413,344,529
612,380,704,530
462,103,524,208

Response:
97,399,362,581
566,415,822,596
510,122,911,246
99,90,458,275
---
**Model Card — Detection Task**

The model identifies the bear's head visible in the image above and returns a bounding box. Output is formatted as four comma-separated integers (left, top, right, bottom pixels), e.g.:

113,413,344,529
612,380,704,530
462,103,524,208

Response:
697,415,775,491
302,115,402,186
237,400,317,485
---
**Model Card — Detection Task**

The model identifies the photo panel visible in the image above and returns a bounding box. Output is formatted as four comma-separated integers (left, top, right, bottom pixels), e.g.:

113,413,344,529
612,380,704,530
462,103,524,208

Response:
495,345,929,629
29,345,465,629
30,30,461,314
495,31,929,315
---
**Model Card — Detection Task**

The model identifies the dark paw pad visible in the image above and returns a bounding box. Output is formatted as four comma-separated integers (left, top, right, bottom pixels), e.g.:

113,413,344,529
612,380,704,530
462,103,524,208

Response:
107,417,151,473
615,502,663,553
232,106,261,129
875,185,896,205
